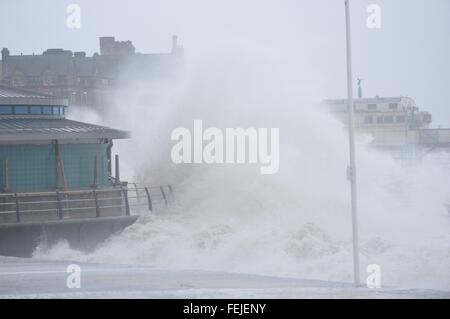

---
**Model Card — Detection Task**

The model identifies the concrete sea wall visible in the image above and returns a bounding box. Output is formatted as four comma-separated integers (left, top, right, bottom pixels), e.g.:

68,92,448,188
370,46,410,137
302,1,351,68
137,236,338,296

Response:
0,215,138,257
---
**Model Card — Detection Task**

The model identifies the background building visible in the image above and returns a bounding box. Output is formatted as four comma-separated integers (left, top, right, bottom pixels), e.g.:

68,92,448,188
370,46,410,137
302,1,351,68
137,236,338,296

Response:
0,36,183,110
321,86,450,162
321,96,438,147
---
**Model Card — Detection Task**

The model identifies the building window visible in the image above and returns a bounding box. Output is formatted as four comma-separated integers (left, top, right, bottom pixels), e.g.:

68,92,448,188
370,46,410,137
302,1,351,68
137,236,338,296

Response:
0,106,13,114
389,103,398,110
383,116,394,123
364,116,373,124
0,105,64,116
396,115,406,123
368,103,377,110
30,106,42,115
42,69,56,86
377,116,383,124
43,106,52,115
14,106,29,114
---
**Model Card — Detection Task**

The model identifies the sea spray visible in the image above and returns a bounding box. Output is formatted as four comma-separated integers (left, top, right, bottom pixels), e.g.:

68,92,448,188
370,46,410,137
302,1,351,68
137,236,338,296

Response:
34,44,450,291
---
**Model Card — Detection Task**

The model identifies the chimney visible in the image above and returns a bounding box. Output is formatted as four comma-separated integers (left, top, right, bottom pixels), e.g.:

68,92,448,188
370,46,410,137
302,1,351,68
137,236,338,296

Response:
74,51,86,58
171,35,178,53
357,78,363,99
43,48,72,56
99,36,115,55
1,48,9,61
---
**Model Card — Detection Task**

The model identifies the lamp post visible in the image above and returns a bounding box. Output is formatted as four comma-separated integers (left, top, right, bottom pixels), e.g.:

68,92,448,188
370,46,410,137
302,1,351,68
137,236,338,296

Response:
344,0,361,287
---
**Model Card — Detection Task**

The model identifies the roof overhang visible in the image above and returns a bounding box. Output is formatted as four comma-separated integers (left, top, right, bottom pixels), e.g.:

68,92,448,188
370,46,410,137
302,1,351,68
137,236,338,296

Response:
0,118,131,142
0,85,69,106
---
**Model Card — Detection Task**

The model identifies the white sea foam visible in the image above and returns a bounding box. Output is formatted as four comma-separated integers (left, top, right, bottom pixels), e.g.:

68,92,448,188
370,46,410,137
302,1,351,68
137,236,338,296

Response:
35,44,450,291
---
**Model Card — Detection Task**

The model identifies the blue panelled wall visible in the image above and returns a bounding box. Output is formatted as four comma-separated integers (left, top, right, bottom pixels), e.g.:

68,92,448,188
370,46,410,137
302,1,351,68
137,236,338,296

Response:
0,142,110,192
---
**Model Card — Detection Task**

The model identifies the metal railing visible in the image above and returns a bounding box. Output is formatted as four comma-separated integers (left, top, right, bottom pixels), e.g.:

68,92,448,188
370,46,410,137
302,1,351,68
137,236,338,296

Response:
125,184,175,214
0,184,174,224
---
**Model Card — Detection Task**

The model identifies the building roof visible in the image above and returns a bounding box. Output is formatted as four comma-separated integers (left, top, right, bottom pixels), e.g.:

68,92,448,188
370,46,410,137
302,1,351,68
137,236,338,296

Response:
0,85,68,106
0,118,130,142
0,85,53,98
0,85,129,141
321,97,406,105
1,44,181,82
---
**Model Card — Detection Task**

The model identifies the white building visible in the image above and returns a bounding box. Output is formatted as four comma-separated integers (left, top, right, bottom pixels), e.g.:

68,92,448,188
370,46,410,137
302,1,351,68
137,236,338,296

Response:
321,96,450,149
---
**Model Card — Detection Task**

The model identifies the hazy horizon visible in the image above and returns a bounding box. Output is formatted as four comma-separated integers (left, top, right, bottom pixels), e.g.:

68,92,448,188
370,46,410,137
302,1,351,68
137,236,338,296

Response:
0,0,449,126
0,1,449,297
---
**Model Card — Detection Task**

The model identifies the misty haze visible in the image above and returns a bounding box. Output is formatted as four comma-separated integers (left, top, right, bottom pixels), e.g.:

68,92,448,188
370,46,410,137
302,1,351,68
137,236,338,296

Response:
0,0,449,300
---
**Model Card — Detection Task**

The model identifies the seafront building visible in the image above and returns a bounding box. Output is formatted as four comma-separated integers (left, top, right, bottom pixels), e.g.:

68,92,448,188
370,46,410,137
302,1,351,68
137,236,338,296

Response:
0,85,129,193
0,85,137,257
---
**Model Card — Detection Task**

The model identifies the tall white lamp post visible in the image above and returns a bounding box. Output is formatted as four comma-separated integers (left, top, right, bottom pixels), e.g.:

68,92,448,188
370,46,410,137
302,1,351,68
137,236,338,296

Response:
344,0,361,287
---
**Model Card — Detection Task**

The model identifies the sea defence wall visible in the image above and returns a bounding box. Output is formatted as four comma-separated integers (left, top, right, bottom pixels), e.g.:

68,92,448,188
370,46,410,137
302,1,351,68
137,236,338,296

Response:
0,185,173,257
0,215,138,257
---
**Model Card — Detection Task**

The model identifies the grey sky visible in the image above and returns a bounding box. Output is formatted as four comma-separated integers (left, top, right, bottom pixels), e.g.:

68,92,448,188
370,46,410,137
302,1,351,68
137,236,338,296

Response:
1,0,449,126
